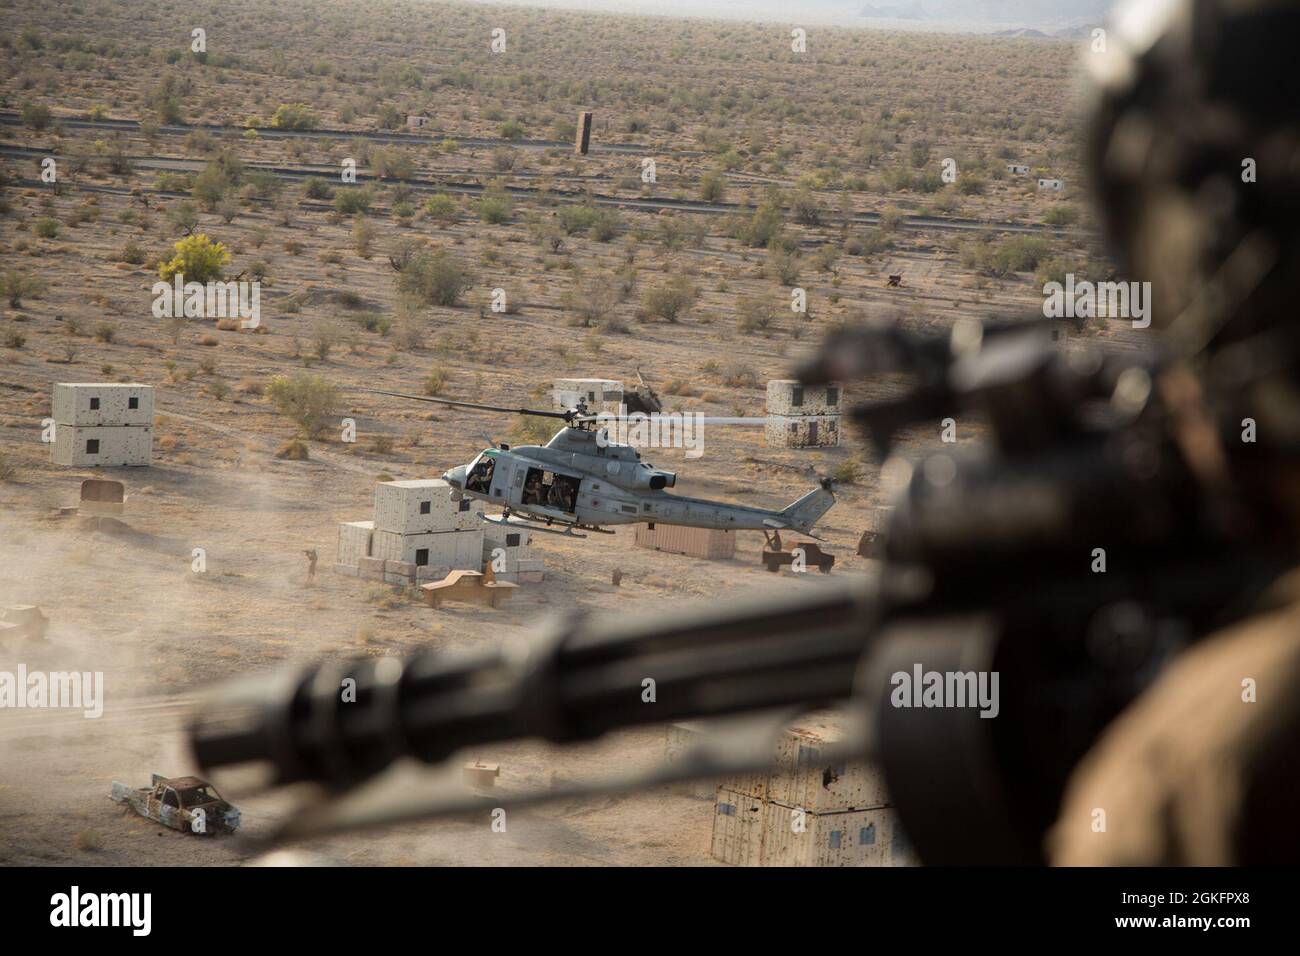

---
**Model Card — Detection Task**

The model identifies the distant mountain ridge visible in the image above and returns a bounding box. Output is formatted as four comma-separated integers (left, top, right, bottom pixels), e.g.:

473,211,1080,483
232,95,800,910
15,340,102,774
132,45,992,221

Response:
860,0,1112,30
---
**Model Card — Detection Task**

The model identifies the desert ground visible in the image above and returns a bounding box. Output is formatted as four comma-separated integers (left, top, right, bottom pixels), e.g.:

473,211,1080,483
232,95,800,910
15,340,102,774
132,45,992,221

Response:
0,0,1133,865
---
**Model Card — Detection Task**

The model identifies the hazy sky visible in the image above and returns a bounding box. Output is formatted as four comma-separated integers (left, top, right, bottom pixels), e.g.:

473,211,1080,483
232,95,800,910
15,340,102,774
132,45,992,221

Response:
465,0,1114,32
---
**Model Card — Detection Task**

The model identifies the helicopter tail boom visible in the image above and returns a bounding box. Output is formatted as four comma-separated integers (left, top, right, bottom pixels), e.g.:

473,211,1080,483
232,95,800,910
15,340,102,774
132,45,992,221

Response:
772,480,836,534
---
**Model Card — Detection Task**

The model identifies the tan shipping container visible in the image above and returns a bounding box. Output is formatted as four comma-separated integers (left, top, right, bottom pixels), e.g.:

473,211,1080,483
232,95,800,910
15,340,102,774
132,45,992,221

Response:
633,523,735,560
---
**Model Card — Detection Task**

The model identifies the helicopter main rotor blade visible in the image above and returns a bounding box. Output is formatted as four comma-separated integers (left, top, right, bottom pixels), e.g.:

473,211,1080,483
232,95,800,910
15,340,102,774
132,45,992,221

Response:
575,414,768,425
357,388,573,420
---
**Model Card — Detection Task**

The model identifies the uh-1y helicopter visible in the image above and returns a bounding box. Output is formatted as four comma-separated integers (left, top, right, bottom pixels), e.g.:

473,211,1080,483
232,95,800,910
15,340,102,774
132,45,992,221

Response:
359,388,835,539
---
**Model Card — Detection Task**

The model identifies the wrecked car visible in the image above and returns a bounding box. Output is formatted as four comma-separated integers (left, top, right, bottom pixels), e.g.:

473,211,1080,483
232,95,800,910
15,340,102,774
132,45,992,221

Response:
110,773,241,835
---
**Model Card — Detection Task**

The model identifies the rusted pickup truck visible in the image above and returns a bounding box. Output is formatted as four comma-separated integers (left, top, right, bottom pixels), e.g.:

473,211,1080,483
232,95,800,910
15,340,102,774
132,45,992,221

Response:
110,774,241,835
761,541,835,574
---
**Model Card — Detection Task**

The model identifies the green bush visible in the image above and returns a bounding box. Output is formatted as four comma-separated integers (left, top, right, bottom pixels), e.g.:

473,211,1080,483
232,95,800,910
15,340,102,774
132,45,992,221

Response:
642,276,698,322
270,103,318,130
424,193,459,220
21,102,52,130
1044,204,1081,227
558,204,600,236
334,186,375,215
423,366,451,396
303,178,334,200
397,248,472,307
1,270,46,307
736,200,785,248
477,188,512,224
265,373,340,438
699,172,727,203
158,234,230,283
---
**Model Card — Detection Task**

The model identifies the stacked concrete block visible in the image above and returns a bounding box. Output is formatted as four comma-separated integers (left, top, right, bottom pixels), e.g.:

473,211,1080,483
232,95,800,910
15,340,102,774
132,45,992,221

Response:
482,516,545,583
764,380,841,449
371,528,483,570
765,416,841,448
374,479,483,533
710,710,917,867
355,555,458,587
553,378,623,414
50,383,154,467
372,478,484,573
335,520,374,576
336,478,486,582
755,802,915,867
384,559,419,587
711,788,766,866
355,557,386,583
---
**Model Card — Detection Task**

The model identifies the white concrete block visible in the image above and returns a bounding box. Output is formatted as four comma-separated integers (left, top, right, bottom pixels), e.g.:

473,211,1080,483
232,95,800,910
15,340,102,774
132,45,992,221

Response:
51,424,152,466
373,479,483,534
764,415,840,448
766,380,840,417
371,528,483,570
337,520,374,567
53,383,154,427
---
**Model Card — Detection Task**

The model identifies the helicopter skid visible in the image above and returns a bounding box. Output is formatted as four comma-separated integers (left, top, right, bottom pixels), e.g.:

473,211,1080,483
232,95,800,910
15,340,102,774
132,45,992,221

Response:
479,513,614,538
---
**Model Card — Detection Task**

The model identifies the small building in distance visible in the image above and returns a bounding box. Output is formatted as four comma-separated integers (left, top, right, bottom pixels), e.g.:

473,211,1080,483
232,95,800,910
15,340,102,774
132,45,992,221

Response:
553,378,623,414
765,380,841,448
50,383,153,467
1037,178,1064,190
1006,163,1030,175
406,114,430,130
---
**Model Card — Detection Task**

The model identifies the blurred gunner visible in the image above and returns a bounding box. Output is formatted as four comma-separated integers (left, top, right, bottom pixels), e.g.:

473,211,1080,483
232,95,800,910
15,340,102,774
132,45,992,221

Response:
1051,0,1300,865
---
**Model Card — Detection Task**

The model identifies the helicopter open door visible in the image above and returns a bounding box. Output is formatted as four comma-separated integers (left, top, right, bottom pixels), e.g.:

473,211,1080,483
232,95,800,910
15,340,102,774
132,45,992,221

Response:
519,466,579,515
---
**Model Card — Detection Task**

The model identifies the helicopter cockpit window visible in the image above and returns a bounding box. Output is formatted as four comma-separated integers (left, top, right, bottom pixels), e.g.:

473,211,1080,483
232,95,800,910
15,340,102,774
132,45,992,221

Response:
522,467,578,514
466,455,495,494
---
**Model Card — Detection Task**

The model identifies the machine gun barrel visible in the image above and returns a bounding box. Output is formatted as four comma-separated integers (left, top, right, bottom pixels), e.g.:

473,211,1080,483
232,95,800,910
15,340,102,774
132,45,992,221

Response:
189,578,880,790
